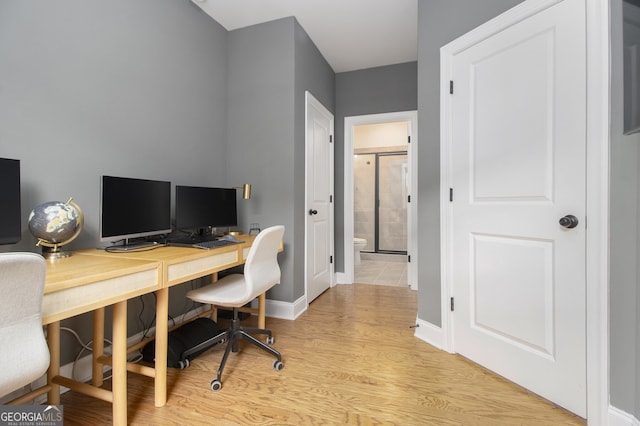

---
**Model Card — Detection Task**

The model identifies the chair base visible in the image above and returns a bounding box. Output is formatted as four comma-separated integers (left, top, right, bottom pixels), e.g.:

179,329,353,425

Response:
183,308,282,391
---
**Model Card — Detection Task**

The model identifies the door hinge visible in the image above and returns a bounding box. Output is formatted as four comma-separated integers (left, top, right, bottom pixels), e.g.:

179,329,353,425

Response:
329,135,333,143
330,194,333,203
330,255,333,264
450,297,455,311
408,135,411,144
407,255,411,263
407,195,411,203
449,80,454,94
449,188,454,202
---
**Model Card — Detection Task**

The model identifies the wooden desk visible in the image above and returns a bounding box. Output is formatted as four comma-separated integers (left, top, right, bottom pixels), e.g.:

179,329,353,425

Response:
70,234,268,422
43,254,162,426
25,234,273,424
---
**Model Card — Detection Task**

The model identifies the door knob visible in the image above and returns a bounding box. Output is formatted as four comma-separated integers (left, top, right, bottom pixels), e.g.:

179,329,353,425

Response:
309,209,318,216
559,215,579,229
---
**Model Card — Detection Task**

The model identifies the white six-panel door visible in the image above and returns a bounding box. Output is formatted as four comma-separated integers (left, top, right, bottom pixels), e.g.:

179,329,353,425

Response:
305,92,334,304
443,0,587,416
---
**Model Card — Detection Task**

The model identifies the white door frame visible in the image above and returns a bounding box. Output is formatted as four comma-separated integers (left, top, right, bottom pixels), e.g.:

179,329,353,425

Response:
304,91,335,306
440,0,609,423
342,111,418,289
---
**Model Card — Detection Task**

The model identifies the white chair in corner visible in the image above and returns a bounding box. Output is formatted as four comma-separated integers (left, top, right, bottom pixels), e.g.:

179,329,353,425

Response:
186,225,285,391
0,252,50,400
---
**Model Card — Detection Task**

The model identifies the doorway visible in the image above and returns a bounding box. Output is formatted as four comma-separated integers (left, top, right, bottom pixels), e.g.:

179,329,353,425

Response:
353,129,408,286
343,111,417,290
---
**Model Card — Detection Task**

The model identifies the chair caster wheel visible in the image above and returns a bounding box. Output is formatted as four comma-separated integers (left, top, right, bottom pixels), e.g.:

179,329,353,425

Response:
273,360,284,371
266,336,275,345
178,359,190,369
210,379,222,391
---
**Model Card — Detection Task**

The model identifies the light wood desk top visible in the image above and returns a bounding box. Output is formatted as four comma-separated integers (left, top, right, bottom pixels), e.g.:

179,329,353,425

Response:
78,234,258,287
43,254,162,324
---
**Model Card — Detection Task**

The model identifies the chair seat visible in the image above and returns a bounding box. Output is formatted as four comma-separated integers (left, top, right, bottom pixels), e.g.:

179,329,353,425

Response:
187,274,252,308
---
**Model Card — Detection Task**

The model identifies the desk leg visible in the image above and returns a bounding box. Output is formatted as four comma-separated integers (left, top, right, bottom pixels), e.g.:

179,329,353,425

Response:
46,322,60,405
154,288,168,407
111,301,127,426
258,293,266,329
92,308,105,387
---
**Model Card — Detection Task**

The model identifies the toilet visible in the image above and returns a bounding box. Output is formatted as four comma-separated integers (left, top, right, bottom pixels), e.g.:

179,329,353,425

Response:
354,237,367,266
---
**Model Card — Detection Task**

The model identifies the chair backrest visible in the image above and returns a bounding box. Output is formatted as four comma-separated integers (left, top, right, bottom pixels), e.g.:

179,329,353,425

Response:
241,225,285,302
0,252,50,398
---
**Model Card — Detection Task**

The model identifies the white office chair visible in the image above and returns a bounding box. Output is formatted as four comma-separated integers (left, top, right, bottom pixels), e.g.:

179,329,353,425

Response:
186,225,285,391
0,252,50,399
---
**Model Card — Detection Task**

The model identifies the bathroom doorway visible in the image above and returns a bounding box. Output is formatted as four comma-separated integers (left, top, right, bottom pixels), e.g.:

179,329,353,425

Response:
342,111,417,289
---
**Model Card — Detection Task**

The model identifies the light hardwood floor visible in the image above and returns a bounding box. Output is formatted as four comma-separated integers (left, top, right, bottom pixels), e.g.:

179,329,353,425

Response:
60,284,586,425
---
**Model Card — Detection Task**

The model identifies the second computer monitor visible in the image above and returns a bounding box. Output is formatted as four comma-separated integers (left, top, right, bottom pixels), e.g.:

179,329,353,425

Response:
175,185,238,231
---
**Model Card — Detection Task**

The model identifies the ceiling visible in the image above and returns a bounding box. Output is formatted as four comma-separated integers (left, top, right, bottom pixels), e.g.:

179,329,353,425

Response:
191,0,418,73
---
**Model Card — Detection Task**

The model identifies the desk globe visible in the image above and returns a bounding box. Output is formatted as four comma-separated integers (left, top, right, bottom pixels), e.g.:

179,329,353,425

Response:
28,198,84,260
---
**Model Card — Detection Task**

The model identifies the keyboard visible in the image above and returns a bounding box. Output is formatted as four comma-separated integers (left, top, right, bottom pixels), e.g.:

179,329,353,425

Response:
167,237,240,250
191,239,238,250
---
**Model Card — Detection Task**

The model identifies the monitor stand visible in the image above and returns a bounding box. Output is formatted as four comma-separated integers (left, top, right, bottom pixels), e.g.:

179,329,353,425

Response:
106,239,160,252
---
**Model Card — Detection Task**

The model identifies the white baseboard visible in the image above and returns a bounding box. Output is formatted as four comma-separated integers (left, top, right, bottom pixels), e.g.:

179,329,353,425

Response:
413,317,443,350
609,405,640,426
264,295,306,320
336,272,352,284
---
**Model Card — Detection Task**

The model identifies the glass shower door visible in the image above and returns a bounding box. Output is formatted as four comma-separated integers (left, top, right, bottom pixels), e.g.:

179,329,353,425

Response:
378,153,408,253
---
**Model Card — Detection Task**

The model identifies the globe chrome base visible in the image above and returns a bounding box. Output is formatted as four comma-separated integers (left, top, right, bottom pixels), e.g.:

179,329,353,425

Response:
41,246,72,260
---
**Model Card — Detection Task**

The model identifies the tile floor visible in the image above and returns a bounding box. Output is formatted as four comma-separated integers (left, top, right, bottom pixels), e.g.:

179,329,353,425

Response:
354,252,408,287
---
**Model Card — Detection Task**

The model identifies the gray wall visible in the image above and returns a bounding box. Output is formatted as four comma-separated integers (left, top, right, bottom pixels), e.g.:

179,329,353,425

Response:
0,1,334,367
334,62,418,271
416,0,523,324
226,18,296,303
227,17,334,303
610,0,640,417
293,19,336,300
0,0,229,362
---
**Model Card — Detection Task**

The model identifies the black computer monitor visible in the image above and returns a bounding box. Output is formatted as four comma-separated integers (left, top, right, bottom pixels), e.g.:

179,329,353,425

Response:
175,185,238,231
0,158,21,245
100,175,172,248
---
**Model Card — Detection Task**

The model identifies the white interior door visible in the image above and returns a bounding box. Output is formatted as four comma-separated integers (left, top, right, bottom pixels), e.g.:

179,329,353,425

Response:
305,92,334,303
443,0,586,416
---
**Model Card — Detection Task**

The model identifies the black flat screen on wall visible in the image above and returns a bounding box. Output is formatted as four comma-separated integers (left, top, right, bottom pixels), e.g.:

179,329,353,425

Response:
0,158,21,245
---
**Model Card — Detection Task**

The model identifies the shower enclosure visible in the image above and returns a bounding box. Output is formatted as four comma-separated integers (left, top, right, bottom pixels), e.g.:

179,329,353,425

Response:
354,151,408,254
